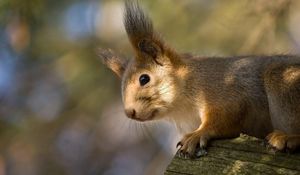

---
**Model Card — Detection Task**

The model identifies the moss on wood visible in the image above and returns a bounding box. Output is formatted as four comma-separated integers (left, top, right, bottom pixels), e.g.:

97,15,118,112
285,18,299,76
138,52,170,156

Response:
165,135,300,175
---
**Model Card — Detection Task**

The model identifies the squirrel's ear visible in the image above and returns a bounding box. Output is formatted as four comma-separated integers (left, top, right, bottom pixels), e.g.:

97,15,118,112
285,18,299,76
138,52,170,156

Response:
97,49,127,78
124,1,164,61
138,38,162,60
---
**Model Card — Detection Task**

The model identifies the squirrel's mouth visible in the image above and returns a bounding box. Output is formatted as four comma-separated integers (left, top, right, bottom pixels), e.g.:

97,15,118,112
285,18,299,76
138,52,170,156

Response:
134,109,159,122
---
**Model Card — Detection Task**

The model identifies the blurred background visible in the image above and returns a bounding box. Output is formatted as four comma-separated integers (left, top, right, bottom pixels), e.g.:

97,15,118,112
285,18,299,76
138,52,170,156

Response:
0,0,300,174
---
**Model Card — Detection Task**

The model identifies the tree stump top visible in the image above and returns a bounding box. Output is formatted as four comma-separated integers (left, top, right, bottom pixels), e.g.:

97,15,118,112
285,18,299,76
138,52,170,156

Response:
165,135,300,175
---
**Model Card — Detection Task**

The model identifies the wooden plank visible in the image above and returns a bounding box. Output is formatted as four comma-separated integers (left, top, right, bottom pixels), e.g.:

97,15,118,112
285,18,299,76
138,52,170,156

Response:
165,135,300,175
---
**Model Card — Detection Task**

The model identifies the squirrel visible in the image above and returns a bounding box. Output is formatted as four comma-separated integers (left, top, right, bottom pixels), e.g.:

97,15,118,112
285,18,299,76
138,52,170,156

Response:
98,1,300,158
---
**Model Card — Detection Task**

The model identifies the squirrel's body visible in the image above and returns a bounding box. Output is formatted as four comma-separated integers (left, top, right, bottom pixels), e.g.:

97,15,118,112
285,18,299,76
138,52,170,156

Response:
99,1,300,157
174,55,300,139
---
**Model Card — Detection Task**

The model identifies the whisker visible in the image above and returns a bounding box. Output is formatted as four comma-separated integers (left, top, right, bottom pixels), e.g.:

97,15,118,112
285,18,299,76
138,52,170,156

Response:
117,118,128,133
138,122,147,139
142,123,156,143
134,120,141,138
128,119,135,138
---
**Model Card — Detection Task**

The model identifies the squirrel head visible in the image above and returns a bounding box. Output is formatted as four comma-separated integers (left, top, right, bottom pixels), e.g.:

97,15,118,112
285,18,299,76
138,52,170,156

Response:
98,1,187,121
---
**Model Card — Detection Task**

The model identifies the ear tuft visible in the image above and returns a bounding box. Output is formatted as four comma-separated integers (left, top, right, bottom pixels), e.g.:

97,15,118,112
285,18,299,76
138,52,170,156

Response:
124,1,181,66
124,0,153,45
124,1,164,59
97,48,127,78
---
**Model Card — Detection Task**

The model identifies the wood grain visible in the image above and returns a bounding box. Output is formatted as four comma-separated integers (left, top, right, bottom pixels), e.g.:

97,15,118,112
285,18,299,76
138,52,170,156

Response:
165,135,300,175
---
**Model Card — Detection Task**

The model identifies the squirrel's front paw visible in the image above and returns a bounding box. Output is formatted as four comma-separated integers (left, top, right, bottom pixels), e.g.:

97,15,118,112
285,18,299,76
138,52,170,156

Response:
176,131,208,159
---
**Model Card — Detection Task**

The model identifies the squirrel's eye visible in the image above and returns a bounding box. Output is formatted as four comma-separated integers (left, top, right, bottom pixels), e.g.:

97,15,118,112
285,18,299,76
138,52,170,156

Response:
139,74,150,86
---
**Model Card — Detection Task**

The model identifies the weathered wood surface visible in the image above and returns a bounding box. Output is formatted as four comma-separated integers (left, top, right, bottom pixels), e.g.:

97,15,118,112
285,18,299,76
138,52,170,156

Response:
165,135,300,175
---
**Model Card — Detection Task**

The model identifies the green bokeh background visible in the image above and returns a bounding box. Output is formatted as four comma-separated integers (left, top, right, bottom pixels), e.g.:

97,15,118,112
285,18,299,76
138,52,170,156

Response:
0,0,299,174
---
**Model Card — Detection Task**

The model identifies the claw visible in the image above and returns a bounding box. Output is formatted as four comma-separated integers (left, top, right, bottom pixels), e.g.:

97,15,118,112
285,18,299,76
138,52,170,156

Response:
176,141,182,148
265,142,278,153
262,139,268,147
184,153,189,159
178,150,184,158
196,148,207,157
266,144,272,151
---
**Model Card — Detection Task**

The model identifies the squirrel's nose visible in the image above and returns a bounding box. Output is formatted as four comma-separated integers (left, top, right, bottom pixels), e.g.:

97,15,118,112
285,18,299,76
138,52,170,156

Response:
125,108,136,119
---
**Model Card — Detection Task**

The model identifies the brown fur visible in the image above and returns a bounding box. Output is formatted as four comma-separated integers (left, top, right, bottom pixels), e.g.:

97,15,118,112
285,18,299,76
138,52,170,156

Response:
98,1,300,157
